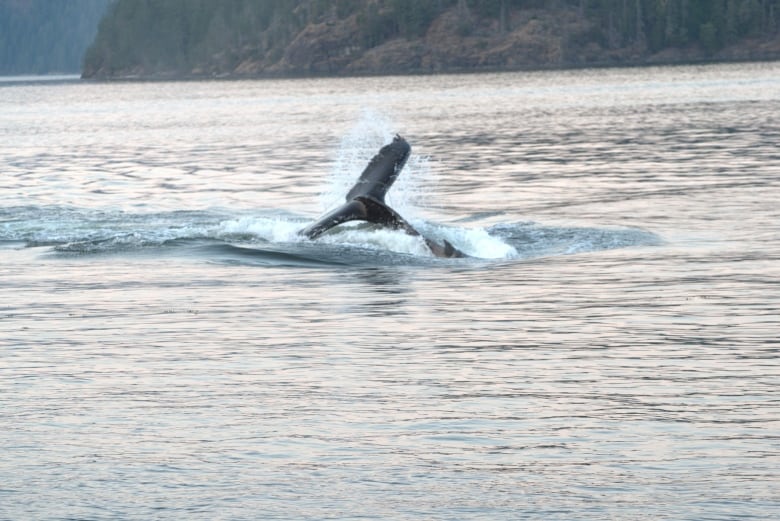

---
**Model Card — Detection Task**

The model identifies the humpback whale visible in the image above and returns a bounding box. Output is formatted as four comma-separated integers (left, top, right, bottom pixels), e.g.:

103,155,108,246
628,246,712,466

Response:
300,135,464,258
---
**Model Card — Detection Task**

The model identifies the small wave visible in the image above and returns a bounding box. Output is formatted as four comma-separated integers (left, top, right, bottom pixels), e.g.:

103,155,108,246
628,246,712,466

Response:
489,221,661,260
199,243,348,268
53,233,186,254
213,215,304,243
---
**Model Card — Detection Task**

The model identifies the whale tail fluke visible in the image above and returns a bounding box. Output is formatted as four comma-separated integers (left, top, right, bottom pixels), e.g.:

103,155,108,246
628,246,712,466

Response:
345,134,411,203
300,135,465,258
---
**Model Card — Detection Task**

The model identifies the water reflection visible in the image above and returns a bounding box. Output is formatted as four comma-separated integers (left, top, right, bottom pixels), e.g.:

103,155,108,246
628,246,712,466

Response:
337,267,411,317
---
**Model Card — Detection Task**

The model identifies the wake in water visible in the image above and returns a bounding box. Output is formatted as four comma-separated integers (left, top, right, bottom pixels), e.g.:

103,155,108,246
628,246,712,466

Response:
0,115,659,266
0,203,658,267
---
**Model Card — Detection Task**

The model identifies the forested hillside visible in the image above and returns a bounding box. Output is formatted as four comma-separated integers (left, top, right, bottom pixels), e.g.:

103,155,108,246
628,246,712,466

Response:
82,0,780,79
0,0,111,75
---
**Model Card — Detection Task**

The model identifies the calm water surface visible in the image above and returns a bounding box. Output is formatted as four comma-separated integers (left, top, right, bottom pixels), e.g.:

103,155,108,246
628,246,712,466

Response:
1,63,779,520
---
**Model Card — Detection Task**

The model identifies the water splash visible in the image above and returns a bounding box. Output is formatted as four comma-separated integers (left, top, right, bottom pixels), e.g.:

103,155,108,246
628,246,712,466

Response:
320,110,433,218
320,110,395,213
440,226,519,259
315,224,433,257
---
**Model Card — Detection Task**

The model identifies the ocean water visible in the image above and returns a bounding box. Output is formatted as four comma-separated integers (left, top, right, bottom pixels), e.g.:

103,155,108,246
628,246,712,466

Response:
1,63,778,520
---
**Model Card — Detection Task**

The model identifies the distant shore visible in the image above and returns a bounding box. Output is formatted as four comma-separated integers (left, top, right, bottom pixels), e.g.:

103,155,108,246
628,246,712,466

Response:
82,3,780,82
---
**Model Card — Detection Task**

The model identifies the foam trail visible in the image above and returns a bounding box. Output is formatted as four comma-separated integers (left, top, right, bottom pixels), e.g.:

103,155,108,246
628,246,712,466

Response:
414,222,518,259
454,227,518,259
316,225,432,257
216,216,303,243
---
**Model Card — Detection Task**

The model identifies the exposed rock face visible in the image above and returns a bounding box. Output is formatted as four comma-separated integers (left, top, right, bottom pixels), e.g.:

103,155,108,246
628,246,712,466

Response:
275,16,363,74
290,7,600,75
348,39,424,73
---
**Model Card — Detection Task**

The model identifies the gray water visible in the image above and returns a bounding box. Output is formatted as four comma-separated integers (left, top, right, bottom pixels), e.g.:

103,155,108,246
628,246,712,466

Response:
1,63,778,520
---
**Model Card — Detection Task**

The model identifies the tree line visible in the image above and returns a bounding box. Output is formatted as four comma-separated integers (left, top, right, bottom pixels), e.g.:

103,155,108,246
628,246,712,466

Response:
576,0,779,53
83,0,780,77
